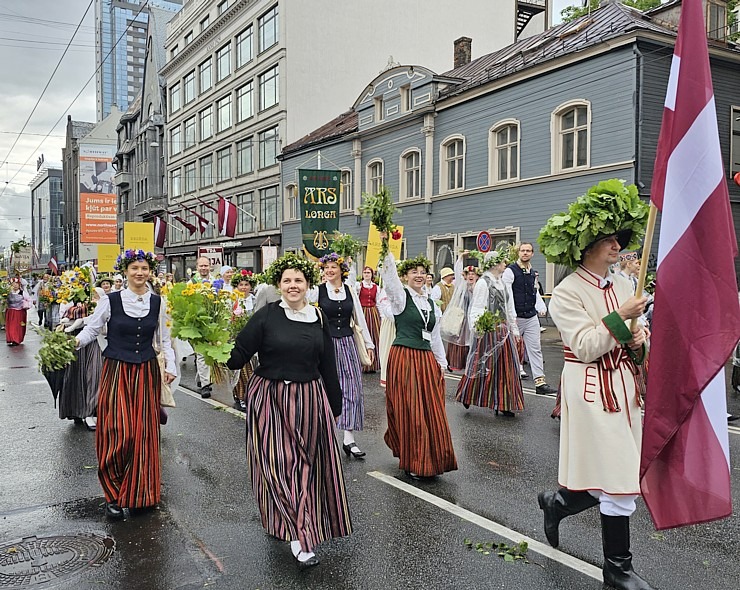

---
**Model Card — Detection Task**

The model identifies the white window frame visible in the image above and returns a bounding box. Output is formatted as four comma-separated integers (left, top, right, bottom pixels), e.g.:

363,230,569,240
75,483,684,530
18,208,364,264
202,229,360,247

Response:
199,57,212,93
170,82,181,113
440,134,466,193
259,65,279,111
258,126,279,169
183,70,195,104
488,119,520,184
183,116,196,149
170,168,182,197
170,126,182,155
199,106,213,140
237,138,254,176
551,100,591,174
217,94,232,132
366,159,384,195
217,147,232,183
258,5,279,53
200,154,213,188
237,81,254,122
399,148,422,201
340,169,353,211
184,162,196,193
216,43,231,82
236,26,253,68
285,183,298,221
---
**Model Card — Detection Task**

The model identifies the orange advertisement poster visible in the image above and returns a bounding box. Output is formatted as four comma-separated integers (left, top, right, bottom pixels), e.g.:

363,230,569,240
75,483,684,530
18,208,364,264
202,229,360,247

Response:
79,144,117,244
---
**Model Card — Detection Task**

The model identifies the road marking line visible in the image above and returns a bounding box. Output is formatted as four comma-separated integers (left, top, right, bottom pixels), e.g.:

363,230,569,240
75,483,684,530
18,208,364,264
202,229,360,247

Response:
175,386,246,420
368,470,603,581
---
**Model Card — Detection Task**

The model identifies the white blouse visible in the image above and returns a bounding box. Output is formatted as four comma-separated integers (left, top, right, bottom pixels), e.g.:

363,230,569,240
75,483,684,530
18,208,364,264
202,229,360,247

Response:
279,297,319,323
379,253,447,370
76,288,177,376
469,271,519,338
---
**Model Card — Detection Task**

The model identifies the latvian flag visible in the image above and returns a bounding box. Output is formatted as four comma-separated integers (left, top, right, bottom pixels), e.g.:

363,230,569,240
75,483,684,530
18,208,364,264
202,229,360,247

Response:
154,216,167,248
185,206,210,234
48,256,58,275
173,214,197,236
218,197,237,238
639,0,740,530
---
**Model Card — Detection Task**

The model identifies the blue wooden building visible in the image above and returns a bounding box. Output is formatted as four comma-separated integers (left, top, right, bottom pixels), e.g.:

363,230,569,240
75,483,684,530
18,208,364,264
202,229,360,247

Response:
279,0,740,289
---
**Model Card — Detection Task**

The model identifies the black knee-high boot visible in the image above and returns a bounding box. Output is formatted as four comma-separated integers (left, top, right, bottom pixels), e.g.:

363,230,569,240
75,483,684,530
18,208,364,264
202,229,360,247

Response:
601,514,654,590
537,488,599,547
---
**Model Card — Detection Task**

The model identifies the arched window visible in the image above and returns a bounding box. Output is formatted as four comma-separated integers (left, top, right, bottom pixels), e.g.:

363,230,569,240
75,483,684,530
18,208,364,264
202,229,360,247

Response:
440,135,465,192
552,101,591,173
399,148,422,200
489,120,520,184
366,159,384,195
284,183,297,221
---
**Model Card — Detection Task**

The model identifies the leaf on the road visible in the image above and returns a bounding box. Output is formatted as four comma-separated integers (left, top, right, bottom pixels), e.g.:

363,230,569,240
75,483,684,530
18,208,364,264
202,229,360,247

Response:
464,539,529,563
83,465,96,469
650,532,665,541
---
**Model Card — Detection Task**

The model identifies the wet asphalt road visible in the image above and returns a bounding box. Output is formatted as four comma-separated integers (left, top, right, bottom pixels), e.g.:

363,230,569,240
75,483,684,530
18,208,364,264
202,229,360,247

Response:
1,317,739,590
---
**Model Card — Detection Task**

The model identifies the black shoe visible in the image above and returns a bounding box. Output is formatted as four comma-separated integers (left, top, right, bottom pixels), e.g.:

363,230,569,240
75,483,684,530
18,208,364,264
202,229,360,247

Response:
404,470,421,480
296,554,320,569
462,402,470,409
601,515,654,590
536,383,558,395
537,489,599,548
200,384,212,399
342,443,366,459
72,416,84,425
728,414,740,423
105,502,124,520
501,410,515,417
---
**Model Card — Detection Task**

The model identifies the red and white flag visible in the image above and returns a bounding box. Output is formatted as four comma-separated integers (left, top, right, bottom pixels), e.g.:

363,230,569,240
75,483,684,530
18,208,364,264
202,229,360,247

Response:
640,0,740,530
47,256,58,275
184,206,210,234
217,197,237,238
154,216,167,248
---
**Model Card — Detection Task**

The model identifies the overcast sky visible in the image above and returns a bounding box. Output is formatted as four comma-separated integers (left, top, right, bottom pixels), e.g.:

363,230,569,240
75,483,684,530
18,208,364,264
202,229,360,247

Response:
0,0,96,248
0,0,577,250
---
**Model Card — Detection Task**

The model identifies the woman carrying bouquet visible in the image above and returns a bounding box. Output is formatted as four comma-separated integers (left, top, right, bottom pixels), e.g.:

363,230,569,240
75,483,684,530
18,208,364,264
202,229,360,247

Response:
355,266,381,373
231,269,256,411
379,243,457,479
227,253,351,568
5,278,31,346
313,253,374,459
455,250,524,416
75,250,176,519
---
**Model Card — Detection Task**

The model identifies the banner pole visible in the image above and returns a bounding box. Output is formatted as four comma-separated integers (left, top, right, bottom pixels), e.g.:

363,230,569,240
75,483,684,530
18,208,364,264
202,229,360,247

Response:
317,150,322,170
629,203,658,331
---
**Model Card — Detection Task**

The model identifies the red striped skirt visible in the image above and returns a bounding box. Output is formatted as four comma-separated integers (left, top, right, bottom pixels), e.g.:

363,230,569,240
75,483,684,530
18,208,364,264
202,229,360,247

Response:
385,346,457,477
245,375,352,552
446,343,468,371
455,327,524,412
96,357,161,508
361,305,381,372
232,362,254,403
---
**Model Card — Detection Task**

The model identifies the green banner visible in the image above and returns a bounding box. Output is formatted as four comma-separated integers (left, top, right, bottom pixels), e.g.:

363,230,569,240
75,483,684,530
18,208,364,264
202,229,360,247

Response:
298,169,341,258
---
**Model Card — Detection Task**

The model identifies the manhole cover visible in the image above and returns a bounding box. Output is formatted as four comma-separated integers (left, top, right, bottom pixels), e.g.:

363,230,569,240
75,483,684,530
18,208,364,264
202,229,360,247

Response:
0,533,114,587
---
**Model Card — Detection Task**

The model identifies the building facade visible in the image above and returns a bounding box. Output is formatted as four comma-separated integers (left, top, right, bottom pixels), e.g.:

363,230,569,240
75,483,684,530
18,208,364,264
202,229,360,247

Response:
29,165,64,270
95,0,183,121
160,0,548,276
280,0,740,287
61,110,121,267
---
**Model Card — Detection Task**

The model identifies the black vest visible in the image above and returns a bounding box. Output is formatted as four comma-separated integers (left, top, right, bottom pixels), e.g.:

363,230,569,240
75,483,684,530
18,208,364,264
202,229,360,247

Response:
103,291,161,364
507,263,537,318
318,283,354,338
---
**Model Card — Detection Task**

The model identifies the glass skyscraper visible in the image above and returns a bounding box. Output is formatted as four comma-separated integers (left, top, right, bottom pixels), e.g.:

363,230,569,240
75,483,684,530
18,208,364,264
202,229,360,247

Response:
95,0,183,121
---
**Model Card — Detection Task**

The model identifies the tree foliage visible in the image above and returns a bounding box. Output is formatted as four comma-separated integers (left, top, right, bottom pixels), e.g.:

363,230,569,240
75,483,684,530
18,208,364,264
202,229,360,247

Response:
561,0,663,24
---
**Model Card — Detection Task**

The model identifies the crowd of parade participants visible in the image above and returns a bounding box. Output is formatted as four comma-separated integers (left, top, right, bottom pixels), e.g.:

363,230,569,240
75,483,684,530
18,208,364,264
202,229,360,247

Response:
4,208,740,587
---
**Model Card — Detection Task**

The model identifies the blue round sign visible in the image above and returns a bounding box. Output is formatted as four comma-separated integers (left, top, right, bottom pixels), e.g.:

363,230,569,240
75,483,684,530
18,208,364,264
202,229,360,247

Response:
477,231,492,253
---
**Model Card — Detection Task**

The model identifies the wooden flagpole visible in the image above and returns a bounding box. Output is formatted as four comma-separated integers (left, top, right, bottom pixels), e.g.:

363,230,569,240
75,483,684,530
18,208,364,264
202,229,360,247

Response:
630,203,658,331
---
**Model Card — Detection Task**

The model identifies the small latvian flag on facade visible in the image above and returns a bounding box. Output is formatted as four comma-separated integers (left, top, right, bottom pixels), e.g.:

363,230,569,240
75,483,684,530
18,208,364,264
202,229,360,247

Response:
48,256,58,275
218,197,237,238
154,216,167,248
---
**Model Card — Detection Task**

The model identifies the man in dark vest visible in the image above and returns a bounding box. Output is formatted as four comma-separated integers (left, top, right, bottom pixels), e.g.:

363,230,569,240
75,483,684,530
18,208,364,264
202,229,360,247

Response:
502,242,557,395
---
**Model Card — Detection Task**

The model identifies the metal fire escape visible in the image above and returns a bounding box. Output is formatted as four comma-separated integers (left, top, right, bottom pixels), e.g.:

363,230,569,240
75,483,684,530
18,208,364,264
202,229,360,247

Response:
516,0,548,39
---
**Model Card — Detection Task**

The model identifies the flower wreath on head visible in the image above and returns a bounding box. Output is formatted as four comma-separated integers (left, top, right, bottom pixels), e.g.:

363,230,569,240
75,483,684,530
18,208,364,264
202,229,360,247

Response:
480,249,508,272
231,269,255,288
464,265,482,276
263,252,320,287
397,254,432,277
318,252,350,279
114,249,157,272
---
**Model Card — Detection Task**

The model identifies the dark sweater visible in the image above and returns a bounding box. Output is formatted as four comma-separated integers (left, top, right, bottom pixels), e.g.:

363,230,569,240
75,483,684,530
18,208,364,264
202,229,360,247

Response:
226,301,343,417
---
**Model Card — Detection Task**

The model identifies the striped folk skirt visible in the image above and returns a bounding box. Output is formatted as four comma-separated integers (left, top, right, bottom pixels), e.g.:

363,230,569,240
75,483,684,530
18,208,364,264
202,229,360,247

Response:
446,343,469,371
333,335,364,431
58,340,102,420
245,375,352,553
4,308,27,344
96,357,161,508
385,346,458,477
361,305,381,373
378,317,396,388
232,361,254,403
455,327,524,412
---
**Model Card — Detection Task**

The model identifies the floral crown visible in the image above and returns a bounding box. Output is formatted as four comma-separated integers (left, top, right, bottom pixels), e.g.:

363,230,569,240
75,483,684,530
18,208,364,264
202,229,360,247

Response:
115,249,157,272
464,265,482,276
264,253,320,287
231,269,255,288
318,252,350,278
397,254,432,277
469,249,507,272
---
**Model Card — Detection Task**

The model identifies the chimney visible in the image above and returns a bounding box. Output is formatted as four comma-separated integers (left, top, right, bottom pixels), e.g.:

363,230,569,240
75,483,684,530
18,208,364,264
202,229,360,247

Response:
454,36,472,68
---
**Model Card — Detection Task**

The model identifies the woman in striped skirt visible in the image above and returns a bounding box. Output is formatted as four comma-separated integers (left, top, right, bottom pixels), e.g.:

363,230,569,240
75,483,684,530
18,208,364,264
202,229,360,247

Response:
227,253,351,568
75,251,176,520
356,266,381,373
313,253,374,460
455,250,524,416
379,245,457,479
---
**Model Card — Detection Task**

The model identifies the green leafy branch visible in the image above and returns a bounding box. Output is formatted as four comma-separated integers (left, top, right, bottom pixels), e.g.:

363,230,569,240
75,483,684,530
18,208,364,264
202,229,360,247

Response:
34,327,77,372
330,231,365,258
463,539,529,563
474,310,504,334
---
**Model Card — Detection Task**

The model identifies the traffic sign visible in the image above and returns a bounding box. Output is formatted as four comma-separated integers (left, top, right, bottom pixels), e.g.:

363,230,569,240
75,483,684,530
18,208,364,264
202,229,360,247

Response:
476,231,492,253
